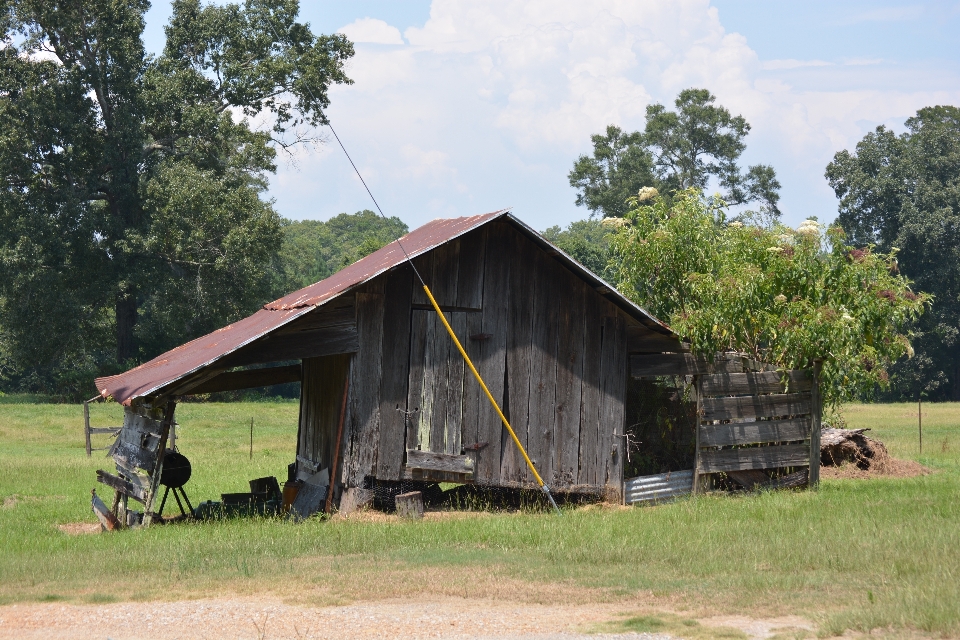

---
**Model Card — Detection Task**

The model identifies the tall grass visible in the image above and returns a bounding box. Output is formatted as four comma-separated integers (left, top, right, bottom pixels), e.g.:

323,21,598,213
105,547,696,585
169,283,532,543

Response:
0,401,958,636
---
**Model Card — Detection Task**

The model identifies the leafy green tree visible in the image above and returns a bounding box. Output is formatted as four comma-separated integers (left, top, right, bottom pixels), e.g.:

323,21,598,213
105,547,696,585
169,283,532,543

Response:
567,126,655,219
542,218,618,280
569,89,780,219
281,210,408,289
826,106,960,400
0,0,353,394
611,189,928,405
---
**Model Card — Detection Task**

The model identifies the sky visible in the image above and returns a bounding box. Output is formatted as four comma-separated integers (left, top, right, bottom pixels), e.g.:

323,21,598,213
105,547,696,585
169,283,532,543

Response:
142,0,960,232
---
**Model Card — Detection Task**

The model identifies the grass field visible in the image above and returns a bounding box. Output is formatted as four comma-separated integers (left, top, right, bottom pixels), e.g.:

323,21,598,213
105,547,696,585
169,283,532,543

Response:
0,398,958,637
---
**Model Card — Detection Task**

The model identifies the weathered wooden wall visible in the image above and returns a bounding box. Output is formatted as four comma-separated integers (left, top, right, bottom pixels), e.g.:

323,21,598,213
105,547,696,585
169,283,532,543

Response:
298,354,351,475
325,221,667,497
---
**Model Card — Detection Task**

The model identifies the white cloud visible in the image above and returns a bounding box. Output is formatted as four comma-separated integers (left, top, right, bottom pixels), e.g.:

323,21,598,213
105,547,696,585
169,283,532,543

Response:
338,18,404,45
272,0,960,230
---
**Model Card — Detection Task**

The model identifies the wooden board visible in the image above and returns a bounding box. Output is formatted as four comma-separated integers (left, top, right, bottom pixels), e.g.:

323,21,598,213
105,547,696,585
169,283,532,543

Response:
626,325,684,354
577,280,604,486
553,271,586,489
698,370,813,397
274,297,356,334
631,353,744,377
412,238,461,307
405,309,429,454
219,324,358,368
701,393,812,421
698,444,811,473
188,364,301,395
405,449,474,474
299,354,350,477
698,417,812,447
474,224,510,485
96,470,146,503
376,266,414,480
345,291,385,486
500,230,536,485
456,227,486,310
809,361,823,488
526,250,560,485
598,314,627,490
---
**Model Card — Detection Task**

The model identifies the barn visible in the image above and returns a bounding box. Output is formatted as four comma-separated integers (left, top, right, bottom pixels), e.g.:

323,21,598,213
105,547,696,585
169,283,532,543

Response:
93,210,821,524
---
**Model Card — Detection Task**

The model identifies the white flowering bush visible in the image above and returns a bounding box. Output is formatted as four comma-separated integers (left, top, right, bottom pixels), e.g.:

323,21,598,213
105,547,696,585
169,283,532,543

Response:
611,189,930,404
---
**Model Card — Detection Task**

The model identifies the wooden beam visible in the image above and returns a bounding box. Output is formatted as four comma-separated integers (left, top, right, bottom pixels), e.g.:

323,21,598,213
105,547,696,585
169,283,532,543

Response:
218,325,359,369
631,353,743,377
809,361,823,489
96,470,146,504
699,417,812,447
701,392,811,421
186,364,302,395
698,444,811,473
405,449,474,474
698,370,813,397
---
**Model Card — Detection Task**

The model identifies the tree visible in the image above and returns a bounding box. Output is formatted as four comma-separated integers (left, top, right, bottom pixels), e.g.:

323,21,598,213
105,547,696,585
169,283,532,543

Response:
569,89,780,219
825,106,960,400
567,125,655,219
542,218,618,281
281,210,408,290
0,0,353,394
610,189,928,405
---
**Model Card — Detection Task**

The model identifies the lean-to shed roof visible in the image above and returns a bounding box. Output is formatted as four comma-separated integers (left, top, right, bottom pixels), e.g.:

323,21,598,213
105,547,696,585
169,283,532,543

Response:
95,210,673,405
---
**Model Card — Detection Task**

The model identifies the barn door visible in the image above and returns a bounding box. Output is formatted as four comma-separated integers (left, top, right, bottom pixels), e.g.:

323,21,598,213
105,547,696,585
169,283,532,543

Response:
405,309,482,468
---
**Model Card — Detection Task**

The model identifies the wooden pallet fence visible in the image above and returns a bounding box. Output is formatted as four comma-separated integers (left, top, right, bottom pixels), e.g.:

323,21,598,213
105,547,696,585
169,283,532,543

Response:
693,367,821,493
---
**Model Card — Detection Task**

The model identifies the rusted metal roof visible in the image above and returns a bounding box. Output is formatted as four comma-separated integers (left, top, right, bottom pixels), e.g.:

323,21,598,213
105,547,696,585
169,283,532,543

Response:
96,209,674,405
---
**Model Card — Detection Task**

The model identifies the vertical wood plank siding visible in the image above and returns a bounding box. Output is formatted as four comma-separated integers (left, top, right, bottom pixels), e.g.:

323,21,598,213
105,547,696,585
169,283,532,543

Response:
299,354,351,474
376,267,414,480
345,287,385,486
500,229,536,485
475,225,509,484
336,221,660,495
527,250,561,484
553,270,586,488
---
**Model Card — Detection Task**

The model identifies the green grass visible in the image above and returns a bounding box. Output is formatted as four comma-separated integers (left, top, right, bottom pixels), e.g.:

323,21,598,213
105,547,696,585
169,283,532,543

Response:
1,401,959,638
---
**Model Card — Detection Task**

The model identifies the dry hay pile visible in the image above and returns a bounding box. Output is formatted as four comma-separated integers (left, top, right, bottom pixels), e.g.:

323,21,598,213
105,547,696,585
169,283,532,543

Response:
820,428,930,479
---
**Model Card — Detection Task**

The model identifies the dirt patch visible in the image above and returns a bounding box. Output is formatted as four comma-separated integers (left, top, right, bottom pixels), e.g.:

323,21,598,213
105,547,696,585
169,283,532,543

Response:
821,457,931,480
56,522,101,536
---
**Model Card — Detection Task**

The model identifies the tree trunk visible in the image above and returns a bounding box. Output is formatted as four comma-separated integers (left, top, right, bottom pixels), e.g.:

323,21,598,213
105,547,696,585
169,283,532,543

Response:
116,292,137,363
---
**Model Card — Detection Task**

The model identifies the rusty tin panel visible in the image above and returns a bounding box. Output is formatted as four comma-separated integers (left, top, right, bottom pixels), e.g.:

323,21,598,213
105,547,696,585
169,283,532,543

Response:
266,211,510,310
94,307,312,405
96,209,676,406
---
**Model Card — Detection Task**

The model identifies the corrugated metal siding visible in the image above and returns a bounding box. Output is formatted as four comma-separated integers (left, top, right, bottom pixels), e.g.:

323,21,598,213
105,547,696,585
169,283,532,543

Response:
623,470,693,505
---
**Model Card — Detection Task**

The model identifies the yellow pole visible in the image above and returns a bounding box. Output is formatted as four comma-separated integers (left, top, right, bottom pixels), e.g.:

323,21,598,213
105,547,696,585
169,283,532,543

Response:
422,285,560,513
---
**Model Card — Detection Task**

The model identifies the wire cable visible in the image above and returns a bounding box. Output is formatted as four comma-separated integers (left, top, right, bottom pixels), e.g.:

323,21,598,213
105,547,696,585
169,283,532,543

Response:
267,19,559,514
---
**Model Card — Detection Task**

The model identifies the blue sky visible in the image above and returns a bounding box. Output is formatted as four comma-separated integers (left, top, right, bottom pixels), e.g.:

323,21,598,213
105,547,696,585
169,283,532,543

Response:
143,1,960,232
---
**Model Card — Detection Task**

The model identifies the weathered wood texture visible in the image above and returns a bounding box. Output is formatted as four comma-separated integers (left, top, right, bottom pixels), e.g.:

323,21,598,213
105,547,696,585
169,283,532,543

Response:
699,417,811,447
376,266,415,480
626,325,684,354
701,393,812,421
395,491,424,519
299,354,350,477
598,315,627,493
189,364,301,395
698,370,812,396
693,365,819,495
344,288,385,486
809,360,823,488
631,353,744,377
699,444,812,473
405,449,474,474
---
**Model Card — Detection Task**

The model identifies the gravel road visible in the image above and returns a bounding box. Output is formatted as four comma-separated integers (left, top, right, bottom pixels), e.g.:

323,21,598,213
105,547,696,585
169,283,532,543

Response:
0,597,672,640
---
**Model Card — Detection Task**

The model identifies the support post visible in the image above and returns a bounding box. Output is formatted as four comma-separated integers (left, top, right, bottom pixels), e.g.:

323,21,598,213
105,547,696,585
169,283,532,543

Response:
142,400,176,527
808,360,823,489
83,400,92,458
692,376,703,495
